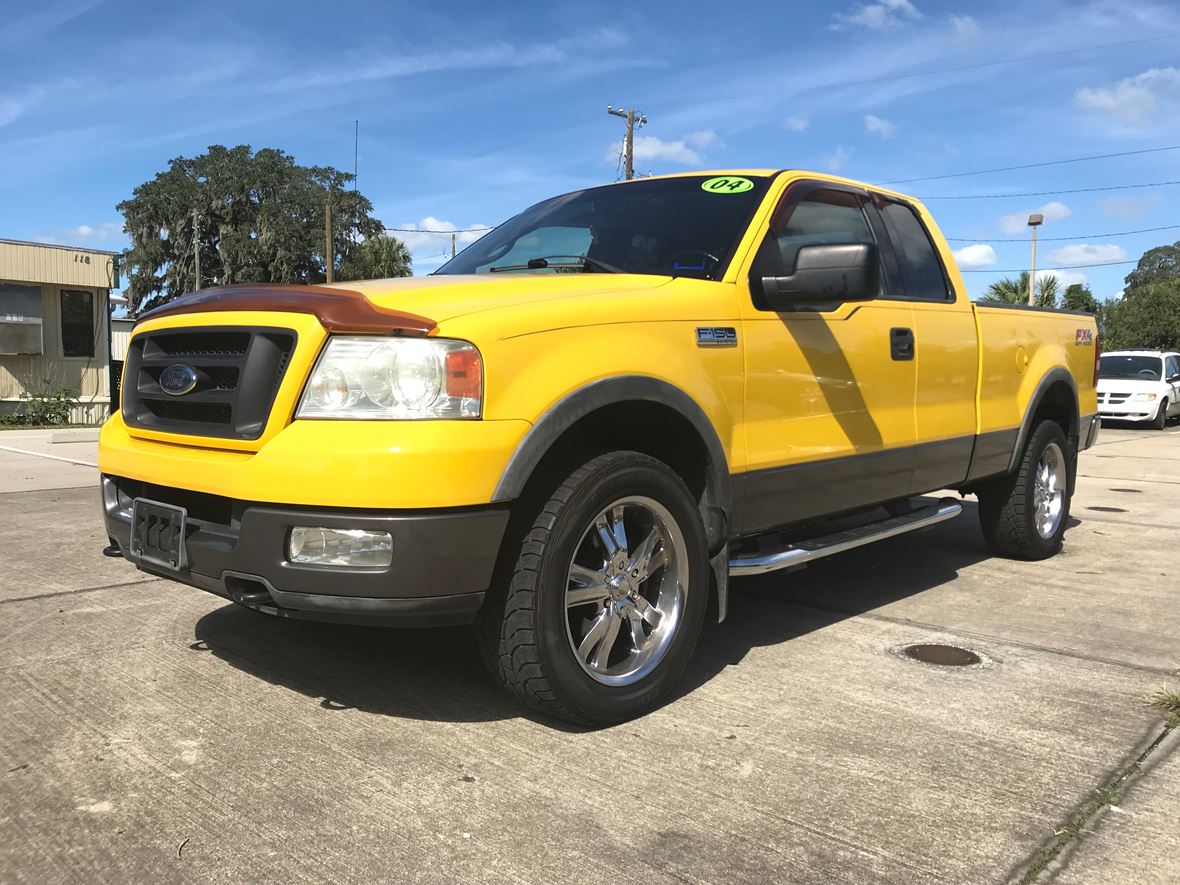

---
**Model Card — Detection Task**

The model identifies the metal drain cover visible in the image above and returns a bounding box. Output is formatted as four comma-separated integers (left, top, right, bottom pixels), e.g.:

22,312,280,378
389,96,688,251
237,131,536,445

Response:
903,643,981,666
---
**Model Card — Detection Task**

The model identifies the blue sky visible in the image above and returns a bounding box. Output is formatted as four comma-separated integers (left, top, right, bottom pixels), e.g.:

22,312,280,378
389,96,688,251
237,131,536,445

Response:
1,0,1178,299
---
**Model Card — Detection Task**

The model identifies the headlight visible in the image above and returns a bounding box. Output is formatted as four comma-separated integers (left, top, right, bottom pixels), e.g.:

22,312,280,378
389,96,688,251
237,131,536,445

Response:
298,336,481,419
1129,392,1158,402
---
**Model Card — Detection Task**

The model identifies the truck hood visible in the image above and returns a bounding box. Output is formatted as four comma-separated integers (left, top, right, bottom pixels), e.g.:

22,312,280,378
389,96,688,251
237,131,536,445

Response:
327,273,673,323
1096,378,1164,394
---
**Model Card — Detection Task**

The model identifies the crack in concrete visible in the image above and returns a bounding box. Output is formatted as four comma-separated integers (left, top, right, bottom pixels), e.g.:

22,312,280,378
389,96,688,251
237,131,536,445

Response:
0,578,162,606
1010,721,1177,883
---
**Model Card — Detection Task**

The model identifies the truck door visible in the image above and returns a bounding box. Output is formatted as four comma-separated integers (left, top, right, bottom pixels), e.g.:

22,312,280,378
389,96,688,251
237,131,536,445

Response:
871,196,980,493
735,180,917,534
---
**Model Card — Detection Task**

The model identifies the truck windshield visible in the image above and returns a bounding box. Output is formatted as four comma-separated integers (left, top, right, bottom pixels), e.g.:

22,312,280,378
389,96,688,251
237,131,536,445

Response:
434,175,772,280
1099,355,1163,381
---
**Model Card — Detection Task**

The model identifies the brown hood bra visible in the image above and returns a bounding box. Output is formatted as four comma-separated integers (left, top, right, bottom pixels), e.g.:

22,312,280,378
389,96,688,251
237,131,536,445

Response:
136,283,437,336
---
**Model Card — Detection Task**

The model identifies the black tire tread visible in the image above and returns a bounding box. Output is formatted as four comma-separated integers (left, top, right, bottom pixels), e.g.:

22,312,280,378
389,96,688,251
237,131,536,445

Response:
485,451,667,724
978,420,1069,560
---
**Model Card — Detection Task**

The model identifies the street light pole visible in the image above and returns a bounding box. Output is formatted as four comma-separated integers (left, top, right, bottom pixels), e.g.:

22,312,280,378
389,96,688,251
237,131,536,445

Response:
1027,213,1043,305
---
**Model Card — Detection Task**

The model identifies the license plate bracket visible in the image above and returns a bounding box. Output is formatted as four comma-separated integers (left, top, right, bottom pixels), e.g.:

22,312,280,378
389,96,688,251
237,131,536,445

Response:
130,498,188,571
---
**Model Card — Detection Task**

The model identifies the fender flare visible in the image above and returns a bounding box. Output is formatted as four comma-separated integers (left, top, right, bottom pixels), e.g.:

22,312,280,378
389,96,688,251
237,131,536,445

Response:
1008,367,1079,475
491,376,733,620
492,375,731,513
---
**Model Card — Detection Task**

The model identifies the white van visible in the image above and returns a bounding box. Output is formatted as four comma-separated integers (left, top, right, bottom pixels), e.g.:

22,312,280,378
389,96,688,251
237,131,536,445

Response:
1097,350,1180,429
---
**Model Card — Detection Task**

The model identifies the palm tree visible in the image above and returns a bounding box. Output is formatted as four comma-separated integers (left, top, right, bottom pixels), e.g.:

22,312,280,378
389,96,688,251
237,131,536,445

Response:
980,272,1059,308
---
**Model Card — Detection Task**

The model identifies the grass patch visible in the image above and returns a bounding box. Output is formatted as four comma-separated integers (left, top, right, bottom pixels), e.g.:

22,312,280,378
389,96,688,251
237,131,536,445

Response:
1148,687,1180,730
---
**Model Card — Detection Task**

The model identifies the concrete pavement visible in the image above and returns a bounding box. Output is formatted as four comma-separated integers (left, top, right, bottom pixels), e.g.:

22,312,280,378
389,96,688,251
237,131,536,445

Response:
1,425,1176,883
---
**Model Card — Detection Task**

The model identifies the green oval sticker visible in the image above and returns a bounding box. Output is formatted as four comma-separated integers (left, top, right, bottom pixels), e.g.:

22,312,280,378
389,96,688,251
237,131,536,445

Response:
701,176,754,194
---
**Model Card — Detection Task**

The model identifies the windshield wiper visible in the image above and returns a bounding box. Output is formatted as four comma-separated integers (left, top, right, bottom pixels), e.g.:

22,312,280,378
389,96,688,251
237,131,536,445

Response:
489,254,622,274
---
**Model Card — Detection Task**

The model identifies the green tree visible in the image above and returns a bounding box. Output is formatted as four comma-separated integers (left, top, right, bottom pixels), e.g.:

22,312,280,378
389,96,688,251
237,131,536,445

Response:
1104,240,1180,350
1123,240,1180,293
338,234,413,281
1061,282,1100,313
1102,284,1180,351
979,272,1059,307
117,145,385,314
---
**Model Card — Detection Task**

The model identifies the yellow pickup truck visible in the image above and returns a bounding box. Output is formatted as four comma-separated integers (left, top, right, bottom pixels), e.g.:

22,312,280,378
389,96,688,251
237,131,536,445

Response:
100,170,1099,724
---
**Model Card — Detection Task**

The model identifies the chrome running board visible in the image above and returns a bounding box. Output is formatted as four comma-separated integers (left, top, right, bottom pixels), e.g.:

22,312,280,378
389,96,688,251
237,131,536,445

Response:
728,498,963,577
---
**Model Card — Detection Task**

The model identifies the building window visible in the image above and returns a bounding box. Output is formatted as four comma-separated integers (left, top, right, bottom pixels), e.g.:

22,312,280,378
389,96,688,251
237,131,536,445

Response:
0,284,45,355
61,289,95,357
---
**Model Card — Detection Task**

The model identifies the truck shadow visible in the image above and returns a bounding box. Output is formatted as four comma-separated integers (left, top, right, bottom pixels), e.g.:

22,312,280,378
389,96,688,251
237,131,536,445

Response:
193,500,1014,728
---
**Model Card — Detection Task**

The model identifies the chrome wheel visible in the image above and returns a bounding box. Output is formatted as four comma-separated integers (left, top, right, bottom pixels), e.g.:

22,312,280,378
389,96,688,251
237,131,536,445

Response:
1033,442,1067,539
564,496,687,687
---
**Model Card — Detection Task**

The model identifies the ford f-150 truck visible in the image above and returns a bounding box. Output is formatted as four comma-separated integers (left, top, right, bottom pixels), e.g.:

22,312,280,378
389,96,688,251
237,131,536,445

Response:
99,170,1100,724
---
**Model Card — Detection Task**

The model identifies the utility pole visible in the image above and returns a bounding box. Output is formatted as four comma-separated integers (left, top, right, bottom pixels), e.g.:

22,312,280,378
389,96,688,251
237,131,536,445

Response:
607,105,647,180
451,232,457,258
324,197,334,284
193,211,202,291
1026,212,1043,305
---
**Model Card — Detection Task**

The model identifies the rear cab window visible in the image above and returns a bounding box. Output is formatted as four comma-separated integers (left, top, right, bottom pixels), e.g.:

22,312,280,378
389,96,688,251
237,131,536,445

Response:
874,199,952,302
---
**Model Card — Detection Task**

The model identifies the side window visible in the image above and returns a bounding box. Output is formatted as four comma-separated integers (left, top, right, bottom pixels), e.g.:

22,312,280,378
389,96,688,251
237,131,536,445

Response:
1166,355,1179,378
878,201,951,301
758,189,875,278
61,289,95,357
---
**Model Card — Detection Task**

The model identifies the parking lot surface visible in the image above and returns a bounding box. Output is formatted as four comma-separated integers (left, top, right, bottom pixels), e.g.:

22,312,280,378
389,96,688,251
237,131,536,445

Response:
2,425,1177,883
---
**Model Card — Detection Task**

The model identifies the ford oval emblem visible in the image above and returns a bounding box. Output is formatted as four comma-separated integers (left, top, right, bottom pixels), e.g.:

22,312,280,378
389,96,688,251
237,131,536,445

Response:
159,363,199,396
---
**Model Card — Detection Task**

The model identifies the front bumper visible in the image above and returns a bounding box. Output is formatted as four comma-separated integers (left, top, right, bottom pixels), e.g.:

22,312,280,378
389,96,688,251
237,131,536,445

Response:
103,474,508,626
1098,401,1159,422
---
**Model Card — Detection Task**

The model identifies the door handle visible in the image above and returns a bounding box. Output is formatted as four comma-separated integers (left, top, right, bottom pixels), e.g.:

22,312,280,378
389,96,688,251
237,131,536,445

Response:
890,327,914,361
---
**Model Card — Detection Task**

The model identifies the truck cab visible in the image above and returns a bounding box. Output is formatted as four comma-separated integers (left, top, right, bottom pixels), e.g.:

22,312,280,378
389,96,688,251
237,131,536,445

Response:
100,170,1099,724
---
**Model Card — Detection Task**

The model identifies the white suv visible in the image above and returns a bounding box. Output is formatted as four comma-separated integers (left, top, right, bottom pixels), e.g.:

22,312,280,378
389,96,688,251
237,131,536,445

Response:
1097,350,1180,429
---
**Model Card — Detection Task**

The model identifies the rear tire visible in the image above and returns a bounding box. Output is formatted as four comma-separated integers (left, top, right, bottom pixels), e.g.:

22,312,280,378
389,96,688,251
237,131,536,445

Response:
977,420,1072,560
480,451,708,725
1151,399,1168,430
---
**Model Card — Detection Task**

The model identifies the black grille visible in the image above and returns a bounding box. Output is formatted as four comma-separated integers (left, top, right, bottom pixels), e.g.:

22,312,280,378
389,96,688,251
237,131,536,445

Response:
122,326,297,440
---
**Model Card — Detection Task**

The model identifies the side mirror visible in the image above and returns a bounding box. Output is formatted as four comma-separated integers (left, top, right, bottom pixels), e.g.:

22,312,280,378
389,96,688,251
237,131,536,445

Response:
1169,373,1180,383
755,243,879,311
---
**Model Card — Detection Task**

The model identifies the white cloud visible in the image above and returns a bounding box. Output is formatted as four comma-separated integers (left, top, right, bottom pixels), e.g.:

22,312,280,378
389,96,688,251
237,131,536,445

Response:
1046,244,1127,266
603,130,720,167
951,243,996,270
263,29,631,93
391,217,490,255
1075,67,1180,126
1036,269,1087,290
685,130,720,150
784,116,809,132
824,146,851,172
34,221,125,246
831,0,921,30
998,201,1070,235
864,114,896,138
1100,193,1163,220
949,14,979,37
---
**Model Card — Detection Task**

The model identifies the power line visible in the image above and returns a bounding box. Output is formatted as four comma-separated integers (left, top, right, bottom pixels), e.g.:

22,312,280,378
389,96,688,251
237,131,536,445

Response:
959,259,1136,273
384,226,493,234
761,35,1174,104
885,145,1180,185
920,180,1180,200
945,224,1180,243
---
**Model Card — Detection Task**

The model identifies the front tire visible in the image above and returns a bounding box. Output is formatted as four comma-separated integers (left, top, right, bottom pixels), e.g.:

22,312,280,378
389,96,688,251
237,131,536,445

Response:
1151,399,1168,430
977,420,1072,560
483,451,708,725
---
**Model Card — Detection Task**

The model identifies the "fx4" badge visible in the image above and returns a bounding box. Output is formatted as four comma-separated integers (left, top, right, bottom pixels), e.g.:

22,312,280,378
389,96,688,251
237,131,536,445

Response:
696,327,737,347
1074,328,1094,346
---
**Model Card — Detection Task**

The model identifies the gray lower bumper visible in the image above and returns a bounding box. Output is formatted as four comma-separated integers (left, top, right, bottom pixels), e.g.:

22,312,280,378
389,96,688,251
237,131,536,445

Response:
103,474,507,627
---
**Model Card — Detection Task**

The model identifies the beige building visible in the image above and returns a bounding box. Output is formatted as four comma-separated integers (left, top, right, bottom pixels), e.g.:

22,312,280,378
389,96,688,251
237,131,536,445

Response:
1,238,119,424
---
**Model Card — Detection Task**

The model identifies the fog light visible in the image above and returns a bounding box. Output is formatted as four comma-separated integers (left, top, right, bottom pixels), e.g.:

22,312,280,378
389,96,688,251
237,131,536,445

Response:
288,527,393,568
